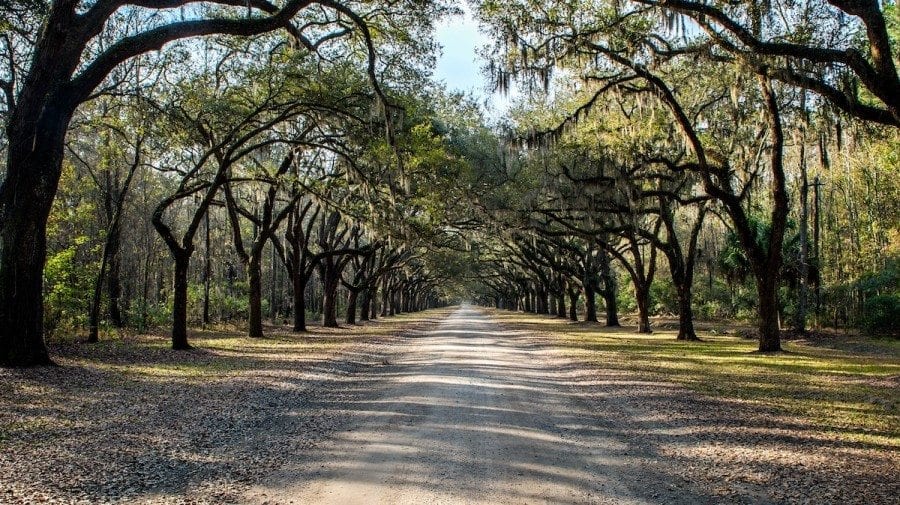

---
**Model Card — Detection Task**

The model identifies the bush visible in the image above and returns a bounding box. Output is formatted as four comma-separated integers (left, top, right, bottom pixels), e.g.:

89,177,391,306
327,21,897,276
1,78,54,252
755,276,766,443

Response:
43,238,97,338
696,300,725,320
861,294,900,337
127,300,171,332
650,278,677,315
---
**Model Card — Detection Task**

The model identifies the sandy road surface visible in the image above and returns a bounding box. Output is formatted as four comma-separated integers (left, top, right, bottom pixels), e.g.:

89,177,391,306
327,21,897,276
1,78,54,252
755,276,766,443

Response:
246,306,713,504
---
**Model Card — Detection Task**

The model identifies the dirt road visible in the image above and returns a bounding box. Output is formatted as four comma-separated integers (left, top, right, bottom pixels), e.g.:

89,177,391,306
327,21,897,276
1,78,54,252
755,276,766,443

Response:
246,305,715,504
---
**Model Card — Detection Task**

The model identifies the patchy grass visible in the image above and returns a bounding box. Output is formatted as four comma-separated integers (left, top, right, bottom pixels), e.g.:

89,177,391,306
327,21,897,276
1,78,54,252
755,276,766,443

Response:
489,310,900,448
44,311,448,382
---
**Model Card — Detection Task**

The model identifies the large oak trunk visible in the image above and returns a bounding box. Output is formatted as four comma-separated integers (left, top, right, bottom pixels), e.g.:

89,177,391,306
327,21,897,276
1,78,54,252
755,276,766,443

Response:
583,284,598,322
538,288,549,314
0,105,72,366
171,254,192,350
601,288,620,327
567,289,579,321
635,285,652,333
359,288,371,321
346,290,359,325
599,254,620,327
247,258,263,338
0,185,56,366
676,285,698,341
321,268,339,327
756,275,782,352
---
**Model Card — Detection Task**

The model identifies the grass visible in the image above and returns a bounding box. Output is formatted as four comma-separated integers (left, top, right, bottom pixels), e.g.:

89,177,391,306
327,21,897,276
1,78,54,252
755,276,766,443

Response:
49,309,451,382
489,310,900,448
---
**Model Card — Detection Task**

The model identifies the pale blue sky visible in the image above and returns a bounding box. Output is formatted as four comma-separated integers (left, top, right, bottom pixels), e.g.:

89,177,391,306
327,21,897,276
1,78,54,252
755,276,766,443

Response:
434,10,489,94
433,9,515,119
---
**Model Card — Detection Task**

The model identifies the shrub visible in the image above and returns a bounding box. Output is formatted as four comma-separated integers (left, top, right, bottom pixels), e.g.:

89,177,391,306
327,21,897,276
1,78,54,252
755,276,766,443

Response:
861,294,900,337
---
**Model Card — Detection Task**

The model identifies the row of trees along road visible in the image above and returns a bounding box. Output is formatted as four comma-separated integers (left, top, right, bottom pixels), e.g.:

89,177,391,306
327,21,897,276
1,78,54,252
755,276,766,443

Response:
468,0,899,351
0,0,472,365
1,0,898,366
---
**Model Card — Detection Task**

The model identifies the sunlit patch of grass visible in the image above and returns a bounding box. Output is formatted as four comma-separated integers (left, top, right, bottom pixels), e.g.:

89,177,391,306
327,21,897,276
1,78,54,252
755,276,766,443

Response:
490,310,900,448
51,309,453,383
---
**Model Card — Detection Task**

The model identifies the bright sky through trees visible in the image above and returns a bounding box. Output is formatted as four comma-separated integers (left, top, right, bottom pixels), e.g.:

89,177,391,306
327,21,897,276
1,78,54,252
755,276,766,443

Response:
434,8,514,119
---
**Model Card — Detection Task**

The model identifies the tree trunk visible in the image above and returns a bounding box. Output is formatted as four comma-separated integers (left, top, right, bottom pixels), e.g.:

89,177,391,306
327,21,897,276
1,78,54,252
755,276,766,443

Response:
635,285,652,333
583,284,598,322
389,289,398,315
0,109,71,366
676,285,698,341
359,288,371,321
568,289,579,321
601,288,620,327
599,254,620,327
346,289,359,325
756,275,782,352
381,280,389,317
556,292,566,317
248,257,264,338
87,244,111,343
322,267,339,327
171,254,192,350
539,288,549,315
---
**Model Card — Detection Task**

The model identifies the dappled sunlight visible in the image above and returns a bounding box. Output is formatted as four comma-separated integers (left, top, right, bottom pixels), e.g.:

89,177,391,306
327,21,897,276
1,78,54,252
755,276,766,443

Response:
245,306,711,504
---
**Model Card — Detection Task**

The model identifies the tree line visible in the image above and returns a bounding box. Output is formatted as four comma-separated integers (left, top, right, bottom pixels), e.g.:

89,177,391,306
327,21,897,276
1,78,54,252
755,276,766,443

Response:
466,0,899,350
0,0,471,366
1,0,897,367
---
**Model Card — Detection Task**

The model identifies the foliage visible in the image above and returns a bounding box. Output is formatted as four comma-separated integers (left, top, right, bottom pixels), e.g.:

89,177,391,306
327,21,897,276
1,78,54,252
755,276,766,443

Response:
862,294,900,336
44,238,97,337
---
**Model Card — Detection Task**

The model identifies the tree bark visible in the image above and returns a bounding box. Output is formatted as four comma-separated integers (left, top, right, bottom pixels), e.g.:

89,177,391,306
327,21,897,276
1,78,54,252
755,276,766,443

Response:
556,291,566,317
0,108,72,366
756,275,782,351
381,278,389,317
370,286,378,319
675,285,698,341
583,283,598,322
567,287,579,321
598,252,620,326
635,285,652,333
602,290,620,327
171,253,192,350
248,257,263,338
292,271,308,332
359,288,370,321
346,289,359,325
